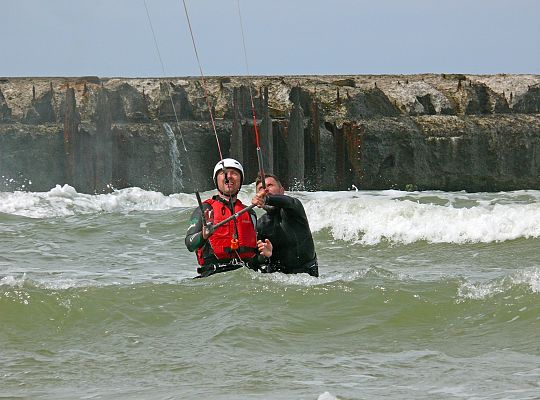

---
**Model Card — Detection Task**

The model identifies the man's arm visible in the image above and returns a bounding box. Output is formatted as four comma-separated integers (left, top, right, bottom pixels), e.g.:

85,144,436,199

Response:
185,204,211,252
265,194,303,213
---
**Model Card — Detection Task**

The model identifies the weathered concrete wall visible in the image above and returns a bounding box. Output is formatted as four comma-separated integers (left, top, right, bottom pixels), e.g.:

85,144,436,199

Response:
0,74,539,193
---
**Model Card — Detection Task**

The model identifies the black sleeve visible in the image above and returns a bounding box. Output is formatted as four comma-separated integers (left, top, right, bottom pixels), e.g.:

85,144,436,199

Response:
265,194,303,214
184,203,212,252
246,254,269,271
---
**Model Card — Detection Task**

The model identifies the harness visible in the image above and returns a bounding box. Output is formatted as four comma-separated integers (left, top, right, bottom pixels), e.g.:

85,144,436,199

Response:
263,258,319,277
196,258,246,277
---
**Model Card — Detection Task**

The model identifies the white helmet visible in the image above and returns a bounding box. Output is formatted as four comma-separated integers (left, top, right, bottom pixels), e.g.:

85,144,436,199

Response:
213,158,244,186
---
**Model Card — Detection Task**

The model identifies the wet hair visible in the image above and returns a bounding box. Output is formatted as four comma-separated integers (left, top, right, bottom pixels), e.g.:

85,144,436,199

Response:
255,173,283,188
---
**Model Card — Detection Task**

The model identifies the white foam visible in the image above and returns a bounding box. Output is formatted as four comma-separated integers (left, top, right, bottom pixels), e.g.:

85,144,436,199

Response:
0,272,86,290
318,392,340,400
457,280,505,300
2,186,540,244
458,267,540,299
0,185,200,218
0,274,25,287
512,267,540,294
302,190,540,244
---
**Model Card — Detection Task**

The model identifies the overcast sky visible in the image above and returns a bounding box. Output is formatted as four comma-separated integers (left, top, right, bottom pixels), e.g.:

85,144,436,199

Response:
2,0,539,77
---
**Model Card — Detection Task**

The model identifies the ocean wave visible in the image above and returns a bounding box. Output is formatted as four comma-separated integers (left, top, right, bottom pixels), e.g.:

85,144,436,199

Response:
2,186,540,244
458,267,540,299
0,185,199,218
303,190,540,244
2,267,538,333
5,264,537,297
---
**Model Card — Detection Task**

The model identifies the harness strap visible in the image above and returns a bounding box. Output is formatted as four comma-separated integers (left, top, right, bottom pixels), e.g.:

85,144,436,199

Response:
264,258,319,277
196,263,243,276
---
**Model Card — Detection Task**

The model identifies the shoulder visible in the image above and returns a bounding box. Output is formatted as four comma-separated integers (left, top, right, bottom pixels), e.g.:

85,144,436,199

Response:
190,199,212,218
196,201,213,213
204,196,220,206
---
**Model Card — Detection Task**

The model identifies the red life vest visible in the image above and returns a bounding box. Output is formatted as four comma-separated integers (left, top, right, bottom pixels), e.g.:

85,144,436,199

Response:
196,198,257,266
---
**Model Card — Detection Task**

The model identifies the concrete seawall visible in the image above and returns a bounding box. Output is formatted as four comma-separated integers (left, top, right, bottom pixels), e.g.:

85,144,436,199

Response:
1,74,539,193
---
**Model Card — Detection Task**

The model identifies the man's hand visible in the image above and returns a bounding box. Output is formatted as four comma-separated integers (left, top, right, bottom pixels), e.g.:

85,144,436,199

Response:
202,209,214,239
257,239,272,258
252,188,268,208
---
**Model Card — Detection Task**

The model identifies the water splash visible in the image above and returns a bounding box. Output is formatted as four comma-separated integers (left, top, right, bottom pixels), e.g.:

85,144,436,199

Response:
162,123,184,192
289,177,305,191
1,174,33,191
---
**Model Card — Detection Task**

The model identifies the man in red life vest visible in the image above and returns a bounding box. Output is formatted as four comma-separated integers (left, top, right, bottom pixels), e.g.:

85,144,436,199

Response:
185,158,272,278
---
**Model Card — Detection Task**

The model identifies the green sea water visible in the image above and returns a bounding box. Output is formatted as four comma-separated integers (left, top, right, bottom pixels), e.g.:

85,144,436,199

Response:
1,187,539,399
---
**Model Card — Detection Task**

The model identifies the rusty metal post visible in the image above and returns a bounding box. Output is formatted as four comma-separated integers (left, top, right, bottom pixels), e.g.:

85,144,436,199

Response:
63,87,79,185
230,87,243,162
287,87,304,189
260,86,273,174
94,88,113,193
306,96,321,189
334,123,345,189
343,122,364,187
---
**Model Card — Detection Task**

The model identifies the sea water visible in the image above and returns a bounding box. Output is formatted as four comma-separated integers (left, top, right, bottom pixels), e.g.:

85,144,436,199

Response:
1,185,539,399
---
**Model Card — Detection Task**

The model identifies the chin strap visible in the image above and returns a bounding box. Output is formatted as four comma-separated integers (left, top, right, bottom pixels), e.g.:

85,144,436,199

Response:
217,187,240,198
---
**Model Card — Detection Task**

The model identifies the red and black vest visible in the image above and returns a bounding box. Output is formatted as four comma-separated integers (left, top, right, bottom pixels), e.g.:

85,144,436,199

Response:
196,198,257,266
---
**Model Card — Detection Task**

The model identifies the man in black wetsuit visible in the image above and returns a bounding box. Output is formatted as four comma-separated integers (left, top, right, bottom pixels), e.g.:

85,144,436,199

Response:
185,158,272,278
252,173,318,277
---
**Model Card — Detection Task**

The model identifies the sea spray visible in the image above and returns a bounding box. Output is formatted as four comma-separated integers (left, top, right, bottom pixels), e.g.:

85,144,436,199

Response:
162,123,184,192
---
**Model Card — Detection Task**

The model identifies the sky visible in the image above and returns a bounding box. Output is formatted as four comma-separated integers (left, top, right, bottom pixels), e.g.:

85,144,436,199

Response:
2,0,539,77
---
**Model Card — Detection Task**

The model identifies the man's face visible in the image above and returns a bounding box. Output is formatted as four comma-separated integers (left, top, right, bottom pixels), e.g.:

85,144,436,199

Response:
256,177,284,195
216,168,242,195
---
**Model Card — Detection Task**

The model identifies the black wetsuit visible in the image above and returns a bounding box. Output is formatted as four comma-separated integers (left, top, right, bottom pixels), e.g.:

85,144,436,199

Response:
256,194,318,277
185,195,266,278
